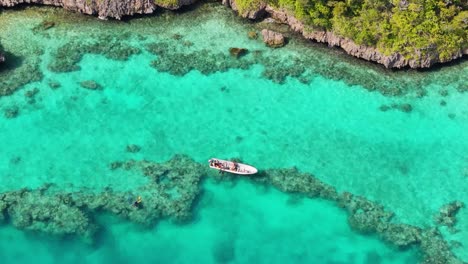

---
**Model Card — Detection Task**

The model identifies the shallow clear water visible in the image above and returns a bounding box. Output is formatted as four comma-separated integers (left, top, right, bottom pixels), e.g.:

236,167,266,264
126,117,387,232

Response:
0,180,419,264
0,4,467,264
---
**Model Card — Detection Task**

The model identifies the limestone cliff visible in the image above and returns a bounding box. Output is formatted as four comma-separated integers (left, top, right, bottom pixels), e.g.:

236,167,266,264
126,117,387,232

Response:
263,7,466,69
0,0,196,19
224,0,466,69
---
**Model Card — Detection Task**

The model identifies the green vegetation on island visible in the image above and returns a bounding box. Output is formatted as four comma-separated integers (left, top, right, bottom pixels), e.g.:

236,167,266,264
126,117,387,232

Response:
238,0,468,60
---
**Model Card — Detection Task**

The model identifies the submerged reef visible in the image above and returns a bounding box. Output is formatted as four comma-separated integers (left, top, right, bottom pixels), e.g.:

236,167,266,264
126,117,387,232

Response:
0,155,204,243
0,156,464,263
0,54,43,97
0,187,98,242
79,80,102,90
48,35,140,72
0,26,44,96
246,168,464,264
434,201,465,232
144,36,438,96
147,41,252,76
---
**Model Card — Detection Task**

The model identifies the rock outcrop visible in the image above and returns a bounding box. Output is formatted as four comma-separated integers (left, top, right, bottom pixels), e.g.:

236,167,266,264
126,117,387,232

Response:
261,29,285,48
229,47,248,58
0,0,195,19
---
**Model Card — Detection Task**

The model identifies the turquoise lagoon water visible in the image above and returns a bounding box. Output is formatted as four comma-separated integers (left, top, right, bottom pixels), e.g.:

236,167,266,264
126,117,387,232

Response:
1,4,468,263
0,180,419,263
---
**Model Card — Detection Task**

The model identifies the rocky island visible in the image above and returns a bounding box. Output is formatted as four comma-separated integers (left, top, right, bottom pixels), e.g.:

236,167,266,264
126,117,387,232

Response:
0,0,466,68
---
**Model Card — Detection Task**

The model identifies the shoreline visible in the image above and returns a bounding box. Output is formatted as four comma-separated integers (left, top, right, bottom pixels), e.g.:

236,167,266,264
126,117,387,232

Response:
0,0,466,69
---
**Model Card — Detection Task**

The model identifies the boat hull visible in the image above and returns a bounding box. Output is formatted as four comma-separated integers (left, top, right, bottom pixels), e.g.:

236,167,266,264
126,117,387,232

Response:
208,158,258,175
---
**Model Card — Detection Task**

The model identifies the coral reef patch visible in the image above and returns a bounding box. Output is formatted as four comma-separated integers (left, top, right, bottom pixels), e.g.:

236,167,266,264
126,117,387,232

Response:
244,167,463,264
0,155,205,243
434,201,464,232
1,157,463,264
80,80,102,90
0,55,43,97
3,106,20,119
48,35,140,73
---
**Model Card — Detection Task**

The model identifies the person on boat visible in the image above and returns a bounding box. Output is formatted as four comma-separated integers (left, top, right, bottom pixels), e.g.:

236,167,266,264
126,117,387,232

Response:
133,196,142,208
231,162,237,171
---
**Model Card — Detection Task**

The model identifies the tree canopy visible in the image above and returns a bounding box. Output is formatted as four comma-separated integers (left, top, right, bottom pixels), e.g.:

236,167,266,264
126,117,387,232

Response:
239,0,467,60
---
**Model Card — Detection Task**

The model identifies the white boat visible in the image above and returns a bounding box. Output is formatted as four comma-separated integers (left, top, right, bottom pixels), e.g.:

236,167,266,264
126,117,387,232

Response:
208,158,258,175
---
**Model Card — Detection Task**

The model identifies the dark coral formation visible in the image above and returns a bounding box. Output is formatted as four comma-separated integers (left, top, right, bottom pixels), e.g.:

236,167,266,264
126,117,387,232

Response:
33,20,56,32
144,27,459,97
24,87,40,104
126,144,141,153
86,155,204,225
0,57,43,97
3,106,19,119
379,103,413,113
48,80,61,89
0,187,97,243
146,39,307,84
48,35,140,72
80,80,102,90
0,156,464,263
434,201,464,230
0,31,44,97
229,47,248,58
147,42,252,76
240,167,463,264
255,167,339,200
419,228,464,264
0,155,205,242
24,87,39,98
